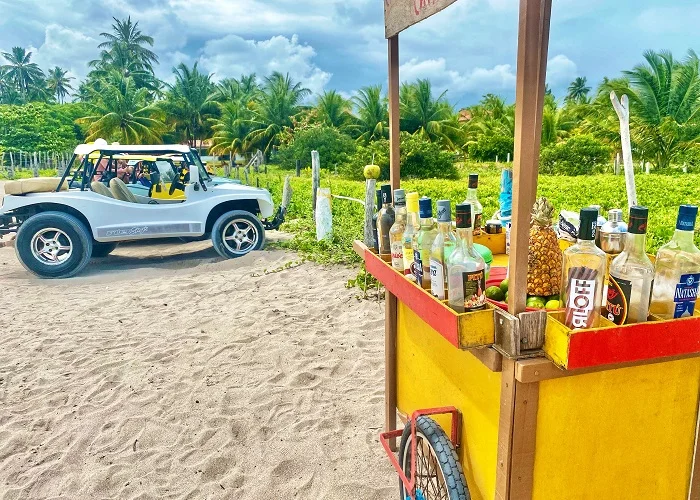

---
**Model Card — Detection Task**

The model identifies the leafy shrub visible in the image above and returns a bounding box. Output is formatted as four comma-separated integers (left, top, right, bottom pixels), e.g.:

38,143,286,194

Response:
340,132,458,180
539,135,612,175
276,125,356,171
0,103,86,152
468,134,514,162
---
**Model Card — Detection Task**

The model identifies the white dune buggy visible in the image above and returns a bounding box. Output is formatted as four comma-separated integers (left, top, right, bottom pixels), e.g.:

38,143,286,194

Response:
0,143,284,278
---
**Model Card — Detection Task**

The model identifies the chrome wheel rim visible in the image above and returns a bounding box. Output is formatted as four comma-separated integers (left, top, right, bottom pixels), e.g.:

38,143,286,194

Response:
31,228,73,265
222,219,259,254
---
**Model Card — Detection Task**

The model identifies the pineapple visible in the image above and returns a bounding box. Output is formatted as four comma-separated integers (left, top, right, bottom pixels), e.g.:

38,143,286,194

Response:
527,197,563,297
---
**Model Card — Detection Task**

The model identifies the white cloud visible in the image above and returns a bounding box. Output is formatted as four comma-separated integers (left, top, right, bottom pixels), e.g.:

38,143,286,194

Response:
198,34,331,97
28,24,98,81
546,54,577,87
635,5,700,35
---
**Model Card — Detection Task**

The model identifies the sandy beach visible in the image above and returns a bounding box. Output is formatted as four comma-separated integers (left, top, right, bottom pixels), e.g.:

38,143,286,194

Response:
0,234,395,499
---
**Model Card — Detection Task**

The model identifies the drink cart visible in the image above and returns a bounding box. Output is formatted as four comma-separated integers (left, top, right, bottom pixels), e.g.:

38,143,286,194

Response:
359,1,700,499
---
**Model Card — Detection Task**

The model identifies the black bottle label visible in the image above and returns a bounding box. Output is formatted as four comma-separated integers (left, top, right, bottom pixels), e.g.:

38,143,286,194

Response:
462,270,486,310
412,249,423,285
606,275,632,325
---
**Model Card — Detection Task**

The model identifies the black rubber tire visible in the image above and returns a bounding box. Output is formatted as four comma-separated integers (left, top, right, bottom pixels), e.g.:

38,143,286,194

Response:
398,416,470,500
15,211,93,279
92,242,118,258
211,210,265,259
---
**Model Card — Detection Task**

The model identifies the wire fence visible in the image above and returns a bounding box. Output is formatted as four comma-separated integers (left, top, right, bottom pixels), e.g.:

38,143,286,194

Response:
0,151,73,179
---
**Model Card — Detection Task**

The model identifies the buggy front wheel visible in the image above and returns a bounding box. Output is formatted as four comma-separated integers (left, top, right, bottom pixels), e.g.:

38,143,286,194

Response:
211,210,265,259
398,416,470,500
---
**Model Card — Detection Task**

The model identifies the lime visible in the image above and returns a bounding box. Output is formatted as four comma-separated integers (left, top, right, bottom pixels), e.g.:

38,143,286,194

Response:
548,294,560,302
504,291,508,302
527,296,546,309
545,299,561,310
485,286,505,302
499,278,509,293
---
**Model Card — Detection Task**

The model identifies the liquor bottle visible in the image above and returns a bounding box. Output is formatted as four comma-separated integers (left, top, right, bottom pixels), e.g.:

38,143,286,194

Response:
590,205,607,248
447,203,486,312
649,205,700,319
561,208,607,329
376,184,395,256
402,192,419,275
463,174,483,234
430,200,457,300
372,188,382,253
412,197,437,289
389,189,407,271
607,207,654,325
599,209,627,255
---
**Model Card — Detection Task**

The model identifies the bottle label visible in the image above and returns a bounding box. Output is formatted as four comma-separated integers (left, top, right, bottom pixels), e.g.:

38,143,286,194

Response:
473,213,483,233
430,259,445,300
462,270,486,310
566,277,596,329
403,246,414,275
606,275,632,325
412,249,423,285
674,273,700,318
390,241,404,270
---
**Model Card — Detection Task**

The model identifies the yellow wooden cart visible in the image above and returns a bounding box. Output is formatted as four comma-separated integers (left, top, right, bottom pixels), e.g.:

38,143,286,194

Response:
362,1,700,499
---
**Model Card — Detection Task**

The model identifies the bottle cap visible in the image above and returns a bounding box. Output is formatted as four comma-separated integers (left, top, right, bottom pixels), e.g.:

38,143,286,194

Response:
406,192,419,213
628,206,648,234
394,189,406,206
579,207,598,241
436,200,451,223
380,184,392,205
455,203,472,229
607,209,623,223
468,174,479,189
677,205,698,231
418,197,433,218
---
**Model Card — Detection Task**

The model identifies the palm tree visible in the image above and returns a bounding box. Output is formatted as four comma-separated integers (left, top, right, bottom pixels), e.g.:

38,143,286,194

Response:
160,62,216,149
316,90,353,130
209,100,256,173
462,94,515,145
0,47,45,97
79,72,164,144
46,67,74,103
399,79,462,147
210,74,260,106
567,77,591,103
244,72,311,154
97,17,158,72
351,85,388,143
541,94,577,146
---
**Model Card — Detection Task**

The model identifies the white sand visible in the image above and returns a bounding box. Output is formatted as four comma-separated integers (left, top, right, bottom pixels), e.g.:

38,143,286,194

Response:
0,236,395,499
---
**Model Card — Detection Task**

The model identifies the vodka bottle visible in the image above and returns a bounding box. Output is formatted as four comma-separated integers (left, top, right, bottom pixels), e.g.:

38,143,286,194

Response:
372,188,382,253
463,174,483,234
607,207,654,324
389,189,407,271
376,184,395,255
412,197,437,289
447,203,486,312
561,208,607,329
402,192,419,275
430,200,457,300
649,205,700,319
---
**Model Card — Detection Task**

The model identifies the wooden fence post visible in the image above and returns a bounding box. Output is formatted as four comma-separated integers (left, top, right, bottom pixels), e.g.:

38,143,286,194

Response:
364,179,377,247
32,152,39,177
295,159,301,177
9,151,15,179
311,150,321,222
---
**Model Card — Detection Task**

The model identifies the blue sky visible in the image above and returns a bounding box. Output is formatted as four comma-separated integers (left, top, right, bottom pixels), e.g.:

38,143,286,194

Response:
0,0,697,107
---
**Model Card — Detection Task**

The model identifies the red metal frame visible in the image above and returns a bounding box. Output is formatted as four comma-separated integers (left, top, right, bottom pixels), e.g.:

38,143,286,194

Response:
379,407,461,499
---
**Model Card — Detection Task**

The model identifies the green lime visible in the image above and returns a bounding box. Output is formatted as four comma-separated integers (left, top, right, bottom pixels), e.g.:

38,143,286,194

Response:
504,291,508,302
545,299,561,310
548,294,560,302
499,278,509,293
485,286,505,301
527,296,546,309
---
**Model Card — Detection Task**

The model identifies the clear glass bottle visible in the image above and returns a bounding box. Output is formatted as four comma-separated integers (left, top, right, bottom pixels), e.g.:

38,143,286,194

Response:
412,197,437,289
402,192,419,275
389,189,407,271
372,188,382,253
463,174,483,234
607,206,654,325
649,205,700,319
430,200,457,300
590,204,606,248
447,203,486,312
561,208,607,329
376,184,395,256
599,209,628,255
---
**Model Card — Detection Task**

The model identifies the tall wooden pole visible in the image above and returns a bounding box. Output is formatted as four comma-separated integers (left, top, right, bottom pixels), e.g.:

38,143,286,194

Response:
388,35,400,191
507,0,552,317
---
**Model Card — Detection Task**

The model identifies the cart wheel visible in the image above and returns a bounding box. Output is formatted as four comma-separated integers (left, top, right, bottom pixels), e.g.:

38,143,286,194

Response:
398,416,469,500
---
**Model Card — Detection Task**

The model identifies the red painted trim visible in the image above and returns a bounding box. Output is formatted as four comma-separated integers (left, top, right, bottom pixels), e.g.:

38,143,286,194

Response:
364,248,460,347
567,316,700,370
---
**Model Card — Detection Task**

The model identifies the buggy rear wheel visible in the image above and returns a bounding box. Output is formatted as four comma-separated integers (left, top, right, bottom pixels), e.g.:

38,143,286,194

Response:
398,416,469,500
15,211,93,278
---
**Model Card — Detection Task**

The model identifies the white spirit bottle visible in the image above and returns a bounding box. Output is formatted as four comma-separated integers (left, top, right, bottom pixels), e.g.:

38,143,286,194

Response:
412,197,437,290
462,174,483,234
430,200,457,300
402,193,419,275
447,203,486,312
389,189,407,271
